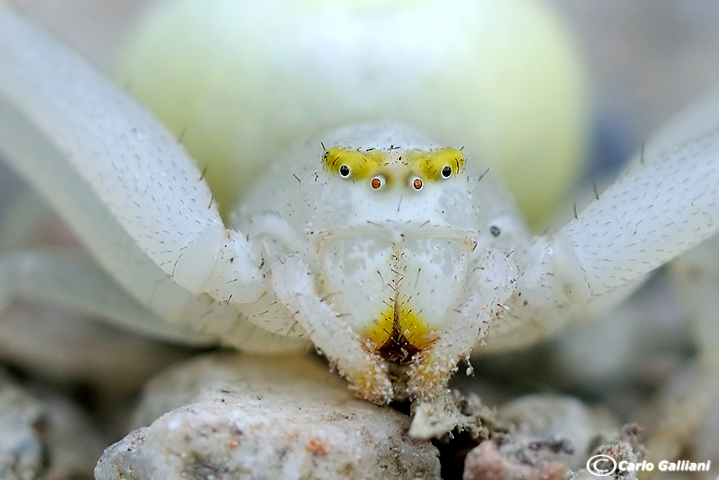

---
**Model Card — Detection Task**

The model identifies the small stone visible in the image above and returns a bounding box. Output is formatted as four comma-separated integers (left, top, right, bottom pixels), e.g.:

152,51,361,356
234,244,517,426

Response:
499,394,620,469
0,417,42,480
463,438,568,480
0,369,103,479
462,394,631,479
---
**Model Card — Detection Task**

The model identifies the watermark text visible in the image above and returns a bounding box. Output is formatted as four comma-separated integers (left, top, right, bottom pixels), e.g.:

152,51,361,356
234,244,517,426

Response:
586,455,711,476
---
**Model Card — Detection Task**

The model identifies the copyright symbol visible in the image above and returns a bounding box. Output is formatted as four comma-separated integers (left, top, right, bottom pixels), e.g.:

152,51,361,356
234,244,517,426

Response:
586,454,617,476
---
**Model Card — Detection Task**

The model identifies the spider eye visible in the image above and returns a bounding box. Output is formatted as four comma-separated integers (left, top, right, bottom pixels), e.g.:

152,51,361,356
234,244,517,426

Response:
412,177,423,190
405,148,464,181
323,147,388,180
371,177,383,189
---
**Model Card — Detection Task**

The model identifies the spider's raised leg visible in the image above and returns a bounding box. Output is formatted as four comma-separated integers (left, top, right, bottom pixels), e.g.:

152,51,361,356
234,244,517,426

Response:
0,9,268,327
492,90,719,351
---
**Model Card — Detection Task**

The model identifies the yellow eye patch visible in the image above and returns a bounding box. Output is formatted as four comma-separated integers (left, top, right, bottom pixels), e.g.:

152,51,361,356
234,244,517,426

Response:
404,148,465,181
322,147,387,180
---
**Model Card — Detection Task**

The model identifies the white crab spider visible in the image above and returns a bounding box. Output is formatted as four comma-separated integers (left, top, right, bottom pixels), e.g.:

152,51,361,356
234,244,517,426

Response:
1,4,719,426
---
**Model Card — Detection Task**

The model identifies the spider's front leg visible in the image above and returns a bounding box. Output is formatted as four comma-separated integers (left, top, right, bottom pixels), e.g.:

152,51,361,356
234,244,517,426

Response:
0,9,277,345
487,89,719,467
493,90,719,351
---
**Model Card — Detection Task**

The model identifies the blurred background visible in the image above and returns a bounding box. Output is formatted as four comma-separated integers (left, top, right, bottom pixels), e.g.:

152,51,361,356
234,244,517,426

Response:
10,0,719,175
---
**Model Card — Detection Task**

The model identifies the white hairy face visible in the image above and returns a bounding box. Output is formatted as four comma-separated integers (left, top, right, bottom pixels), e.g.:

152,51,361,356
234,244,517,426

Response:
236,122,525,362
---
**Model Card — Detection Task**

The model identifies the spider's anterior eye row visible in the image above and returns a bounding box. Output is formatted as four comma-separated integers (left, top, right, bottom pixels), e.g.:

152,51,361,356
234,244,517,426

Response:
321,145,464,191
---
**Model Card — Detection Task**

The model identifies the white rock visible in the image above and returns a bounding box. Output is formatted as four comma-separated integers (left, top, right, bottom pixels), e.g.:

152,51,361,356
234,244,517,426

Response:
96,353,441,480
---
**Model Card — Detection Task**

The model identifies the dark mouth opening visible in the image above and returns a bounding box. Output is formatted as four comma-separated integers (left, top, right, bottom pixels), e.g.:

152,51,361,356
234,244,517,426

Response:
376,329,422,365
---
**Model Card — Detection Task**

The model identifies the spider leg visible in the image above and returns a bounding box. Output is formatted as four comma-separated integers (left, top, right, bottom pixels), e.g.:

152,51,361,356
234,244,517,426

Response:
494,90,719,351
272,254,393,405
407,249,517,439
407,249,517,400
0,9,266,310
0,179,300,351
0,250,208,344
